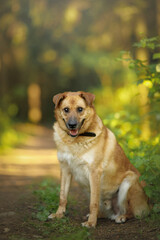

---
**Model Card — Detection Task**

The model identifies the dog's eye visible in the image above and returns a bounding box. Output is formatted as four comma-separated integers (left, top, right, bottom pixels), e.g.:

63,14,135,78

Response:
77,107,83,113
64,107,69,113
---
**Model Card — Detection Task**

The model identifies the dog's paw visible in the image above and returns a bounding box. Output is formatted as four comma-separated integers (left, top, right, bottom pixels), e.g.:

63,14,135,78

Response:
115,215,126,223
81,221,96,228
48,212,64,220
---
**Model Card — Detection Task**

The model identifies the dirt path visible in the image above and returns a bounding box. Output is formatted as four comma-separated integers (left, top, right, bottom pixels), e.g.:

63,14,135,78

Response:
0,125,159,240
0,125,60,240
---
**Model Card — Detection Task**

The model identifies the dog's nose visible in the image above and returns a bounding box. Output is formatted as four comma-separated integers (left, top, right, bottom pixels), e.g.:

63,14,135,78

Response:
67,118,78,129
68,123,77,129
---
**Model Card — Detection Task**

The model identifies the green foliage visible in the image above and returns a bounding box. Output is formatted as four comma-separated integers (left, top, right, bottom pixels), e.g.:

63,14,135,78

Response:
104,36,160,220
116,37,160,134
33,179,92,239
119,36,160,104
0,109,24,152
133,36,160,50
131,140,160,207
33,179,60,221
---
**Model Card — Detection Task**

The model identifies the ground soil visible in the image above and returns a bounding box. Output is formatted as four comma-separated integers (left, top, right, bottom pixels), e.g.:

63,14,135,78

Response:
0,125,159,240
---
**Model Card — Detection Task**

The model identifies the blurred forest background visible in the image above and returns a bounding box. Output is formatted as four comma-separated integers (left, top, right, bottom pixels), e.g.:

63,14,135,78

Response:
0,0,160,212
0,0,160,122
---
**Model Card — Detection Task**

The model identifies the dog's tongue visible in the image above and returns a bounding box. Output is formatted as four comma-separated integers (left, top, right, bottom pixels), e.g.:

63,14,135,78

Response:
70,129,78,136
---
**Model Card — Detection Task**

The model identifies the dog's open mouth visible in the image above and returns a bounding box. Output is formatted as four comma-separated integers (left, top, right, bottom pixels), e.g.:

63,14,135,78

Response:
69,129,79,137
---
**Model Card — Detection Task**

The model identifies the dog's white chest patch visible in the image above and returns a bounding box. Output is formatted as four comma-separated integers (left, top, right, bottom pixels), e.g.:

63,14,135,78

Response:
57,149,94,187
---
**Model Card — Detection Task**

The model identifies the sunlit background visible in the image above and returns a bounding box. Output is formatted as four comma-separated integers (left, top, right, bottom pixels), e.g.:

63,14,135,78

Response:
0,0,160,148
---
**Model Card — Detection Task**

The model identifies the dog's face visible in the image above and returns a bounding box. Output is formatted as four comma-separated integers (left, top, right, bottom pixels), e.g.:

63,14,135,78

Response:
53,91,95,137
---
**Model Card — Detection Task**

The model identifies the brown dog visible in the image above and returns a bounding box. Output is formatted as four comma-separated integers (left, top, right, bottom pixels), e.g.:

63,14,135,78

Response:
48,91,150,227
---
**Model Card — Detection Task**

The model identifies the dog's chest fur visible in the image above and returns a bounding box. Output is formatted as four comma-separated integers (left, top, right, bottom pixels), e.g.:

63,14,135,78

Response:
58,150,91,187
53,121,118,193
54,128,98,187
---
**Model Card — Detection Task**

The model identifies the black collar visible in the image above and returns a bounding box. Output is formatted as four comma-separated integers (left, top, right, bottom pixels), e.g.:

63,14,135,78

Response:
79,132,96,137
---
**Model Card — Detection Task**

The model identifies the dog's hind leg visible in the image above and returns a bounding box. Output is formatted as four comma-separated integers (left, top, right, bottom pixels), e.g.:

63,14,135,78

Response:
115,171,150,223
127,180,150,219
115,171,137,223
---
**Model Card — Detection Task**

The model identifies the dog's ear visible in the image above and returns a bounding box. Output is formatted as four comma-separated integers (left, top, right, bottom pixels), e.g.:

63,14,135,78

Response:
53,93,65,108
80,92,95,107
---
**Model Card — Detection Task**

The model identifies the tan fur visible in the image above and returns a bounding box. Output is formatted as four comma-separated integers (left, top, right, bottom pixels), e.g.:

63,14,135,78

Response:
48,91,150,227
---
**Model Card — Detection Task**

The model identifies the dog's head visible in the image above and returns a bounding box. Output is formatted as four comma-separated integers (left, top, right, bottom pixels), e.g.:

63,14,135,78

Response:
53,91,95,137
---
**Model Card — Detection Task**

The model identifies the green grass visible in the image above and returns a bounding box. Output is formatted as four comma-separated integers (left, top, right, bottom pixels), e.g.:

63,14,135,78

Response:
32,179,92,240
33,179,60,221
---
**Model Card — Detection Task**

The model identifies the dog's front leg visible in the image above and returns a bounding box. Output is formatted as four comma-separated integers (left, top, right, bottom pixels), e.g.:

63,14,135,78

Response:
48,166,72,219
82,169,101,228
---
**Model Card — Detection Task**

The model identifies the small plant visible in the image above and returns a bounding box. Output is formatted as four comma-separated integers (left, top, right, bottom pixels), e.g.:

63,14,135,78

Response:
132,37,160,104
33,179,92,239
117,36,160,135
118,36,160,103
33,179,60,221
